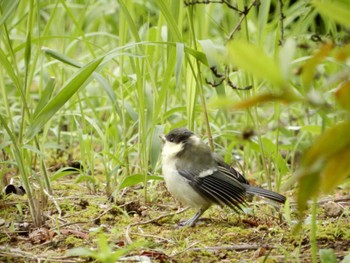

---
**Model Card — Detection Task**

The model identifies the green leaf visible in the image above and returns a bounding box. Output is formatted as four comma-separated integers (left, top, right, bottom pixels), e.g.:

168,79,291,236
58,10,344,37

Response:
157,0,182,41
279,38,296,79
42,47,81,68
175,43,184,88
22,144,45,157
119,174,163,190
321,147,350,193
0,48,21,89
312,0,350,27
118,0,141,42
33,77,56,118
24,31,31,78
43,47,120,116
0,0,19,27
300,125,322,135
51,167,81,182
184,46,208,66
258,0,271,40
198,39,226,67
319,249,338,263
228,40,285,87
303,121,350,165
297,172,320,213
211,90,300,110
341,253,350,263
150,125,165,170
335,81,350,111
283,198,291,224
26,57,104,140
66,247,94,257
294,121,350,213
301,43,333,88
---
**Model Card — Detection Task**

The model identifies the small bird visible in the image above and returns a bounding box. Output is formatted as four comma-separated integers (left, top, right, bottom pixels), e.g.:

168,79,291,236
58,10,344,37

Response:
160,128,286,226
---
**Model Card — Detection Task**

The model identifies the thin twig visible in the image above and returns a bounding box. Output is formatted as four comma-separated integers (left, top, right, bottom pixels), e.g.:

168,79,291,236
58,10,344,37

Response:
190,244,274,251
318,195,350,204
279,0,285,44
127,232,174,244
125,208,189,244
184,0,242,13
288,195,350,207
170,240,205,257
171,243,273,258
227,0,259,41
0,246,78,262
43,188,62,218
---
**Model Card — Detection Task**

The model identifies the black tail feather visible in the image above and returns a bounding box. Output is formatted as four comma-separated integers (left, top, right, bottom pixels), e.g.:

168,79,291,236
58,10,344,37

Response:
244,185,286,204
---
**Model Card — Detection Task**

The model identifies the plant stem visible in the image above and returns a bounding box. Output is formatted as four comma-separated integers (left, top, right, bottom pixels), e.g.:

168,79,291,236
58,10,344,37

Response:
311,196,318,263
186,6,214,150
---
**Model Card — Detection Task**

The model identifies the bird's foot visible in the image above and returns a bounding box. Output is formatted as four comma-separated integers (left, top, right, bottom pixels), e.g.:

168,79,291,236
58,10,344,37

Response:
177,219,196,227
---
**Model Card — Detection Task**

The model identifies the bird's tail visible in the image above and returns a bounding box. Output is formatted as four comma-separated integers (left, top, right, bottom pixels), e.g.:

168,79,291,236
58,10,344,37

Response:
244,185,286,204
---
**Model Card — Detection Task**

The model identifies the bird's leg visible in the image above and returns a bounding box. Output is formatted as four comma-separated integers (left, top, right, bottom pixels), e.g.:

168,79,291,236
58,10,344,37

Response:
178,209,204,227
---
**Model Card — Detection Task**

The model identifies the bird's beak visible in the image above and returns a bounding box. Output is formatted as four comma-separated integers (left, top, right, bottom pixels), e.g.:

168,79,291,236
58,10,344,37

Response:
160,134,166,143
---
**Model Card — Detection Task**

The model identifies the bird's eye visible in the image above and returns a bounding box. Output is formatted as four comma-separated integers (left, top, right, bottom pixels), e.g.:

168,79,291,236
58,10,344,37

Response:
169,136,174,142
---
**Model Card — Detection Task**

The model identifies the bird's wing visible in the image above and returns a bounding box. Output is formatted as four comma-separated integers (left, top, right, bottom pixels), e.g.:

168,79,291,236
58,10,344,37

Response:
178,169,247,213
212,153,250,185
217,163,250,185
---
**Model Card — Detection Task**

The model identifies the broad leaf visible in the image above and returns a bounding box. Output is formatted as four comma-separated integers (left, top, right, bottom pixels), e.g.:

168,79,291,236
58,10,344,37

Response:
301,43,333,88
295,121,350,213
228,40,285,87
119,174,163,190
335,81,350,111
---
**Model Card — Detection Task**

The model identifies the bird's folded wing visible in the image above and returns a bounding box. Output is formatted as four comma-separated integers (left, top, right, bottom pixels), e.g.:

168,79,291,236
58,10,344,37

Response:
217,164,250,185
213,153,250,185
178,169,247,212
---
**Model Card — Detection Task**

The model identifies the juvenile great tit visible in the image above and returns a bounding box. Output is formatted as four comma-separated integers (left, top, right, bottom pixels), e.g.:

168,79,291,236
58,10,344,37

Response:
160,128,286,227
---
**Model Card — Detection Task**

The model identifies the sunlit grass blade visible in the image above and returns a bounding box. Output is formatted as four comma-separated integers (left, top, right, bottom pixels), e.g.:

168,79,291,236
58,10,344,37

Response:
257,0,271,42
175,43,184,88
301,43,333,88
312,0,350,27
0,0,19,27
118,0,141,42
198,39,226,67
150,124,165,170
43,47,121,115
0,48,21,89
26,57,104,140
33,77,56,118
42,47,81,68
157,0,182,41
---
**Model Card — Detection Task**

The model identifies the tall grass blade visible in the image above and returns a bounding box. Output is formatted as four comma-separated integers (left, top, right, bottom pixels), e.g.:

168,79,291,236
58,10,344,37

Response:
312,0,350,27
33,77,56,118
26,57,104,140
0,0,19,27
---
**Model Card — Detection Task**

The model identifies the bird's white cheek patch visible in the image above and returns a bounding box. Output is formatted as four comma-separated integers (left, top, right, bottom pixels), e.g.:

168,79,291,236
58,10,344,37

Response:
161,141,184,159
198,168,216,177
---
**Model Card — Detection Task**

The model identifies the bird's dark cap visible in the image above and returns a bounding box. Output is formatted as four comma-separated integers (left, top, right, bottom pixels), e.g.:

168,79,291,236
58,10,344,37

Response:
164,128,194,144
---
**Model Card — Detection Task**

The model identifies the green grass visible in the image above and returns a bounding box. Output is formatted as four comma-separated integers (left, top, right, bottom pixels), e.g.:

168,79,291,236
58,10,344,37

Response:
1,0,350,262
